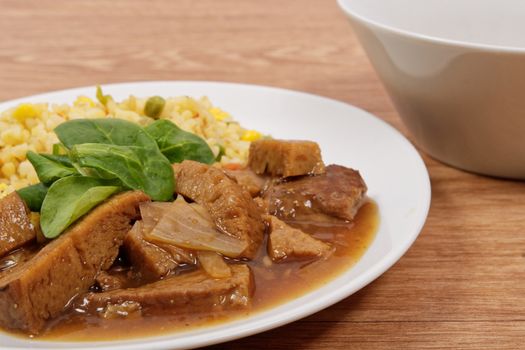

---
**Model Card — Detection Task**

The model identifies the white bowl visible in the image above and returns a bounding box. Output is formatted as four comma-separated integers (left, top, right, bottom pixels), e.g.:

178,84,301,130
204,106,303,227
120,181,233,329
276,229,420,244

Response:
337,0,525,179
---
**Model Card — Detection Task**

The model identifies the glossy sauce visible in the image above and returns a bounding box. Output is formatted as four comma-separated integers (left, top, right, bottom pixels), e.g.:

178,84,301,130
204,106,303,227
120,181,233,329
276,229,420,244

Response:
30,201,379,341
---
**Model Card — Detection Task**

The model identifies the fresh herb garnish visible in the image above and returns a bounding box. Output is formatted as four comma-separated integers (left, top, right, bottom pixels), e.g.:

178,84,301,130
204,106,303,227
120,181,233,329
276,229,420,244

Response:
17,183,48,212
26,151,78,185
54,118,157,150
56,119,174,201
70,143,174,201
18,111,217,239
40,176,120,238
145,119,215,164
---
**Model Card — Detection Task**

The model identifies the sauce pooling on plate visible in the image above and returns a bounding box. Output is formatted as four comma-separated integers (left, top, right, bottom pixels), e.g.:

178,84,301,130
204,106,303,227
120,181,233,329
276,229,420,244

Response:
41,201,378,341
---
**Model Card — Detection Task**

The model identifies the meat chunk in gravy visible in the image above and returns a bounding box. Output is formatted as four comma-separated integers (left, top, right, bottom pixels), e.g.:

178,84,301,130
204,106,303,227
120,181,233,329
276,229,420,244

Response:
248,139,325,177
0,192,36,258
267,216,331,262
173,160,264,259
124,221,178,282
0,247,37,277
0,191,149,334
95,271,128,292
226,168,267,197
85,265,253,315
263,165,367,223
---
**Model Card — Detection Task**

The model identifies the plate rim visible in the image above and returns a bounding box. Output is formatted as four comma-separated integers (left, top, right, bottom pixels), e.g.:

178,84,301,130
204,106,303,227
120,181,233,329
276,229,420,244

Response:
0,80,431,350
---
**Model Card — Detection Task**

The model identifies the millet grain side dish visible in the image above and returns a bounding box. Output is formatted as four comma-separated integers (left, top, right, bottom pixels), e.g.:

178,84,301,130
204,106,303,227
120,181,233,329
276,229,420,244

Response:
0,91,261,198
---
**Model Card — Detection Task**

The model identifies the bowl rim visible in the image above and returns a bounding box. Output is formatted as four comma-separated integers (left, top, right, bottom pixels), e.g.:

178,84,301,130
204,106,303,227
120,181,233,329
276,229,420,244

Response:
336,0,525,54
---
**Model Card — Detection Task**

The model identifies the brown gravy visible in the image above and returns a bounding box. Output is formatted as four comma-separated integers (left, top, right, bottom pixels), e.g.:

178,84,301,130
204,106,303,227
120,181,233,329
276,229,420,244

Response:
21,201,378,341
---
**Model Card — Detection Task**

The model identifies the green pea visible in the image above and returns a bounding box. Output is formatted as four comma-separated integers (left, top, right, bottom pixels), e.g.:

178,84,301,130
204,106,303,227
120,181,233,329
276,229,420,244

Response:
144,96,166,119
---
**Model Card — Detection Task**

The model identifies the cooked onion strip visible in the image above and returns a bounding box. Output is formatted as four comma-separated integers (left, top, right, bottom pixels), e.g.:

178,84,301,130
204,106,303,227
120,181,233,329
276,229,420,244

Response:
139,201,174,234
140,200,196,264
197,251,232,279
145,197,247,258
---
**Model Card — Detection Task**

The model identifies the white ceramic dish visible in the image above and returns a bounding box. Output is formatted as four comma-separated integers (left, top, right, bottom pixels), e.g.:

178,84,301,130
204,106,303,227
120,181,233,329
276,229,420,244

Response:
337,0,525,179
0,81,431,350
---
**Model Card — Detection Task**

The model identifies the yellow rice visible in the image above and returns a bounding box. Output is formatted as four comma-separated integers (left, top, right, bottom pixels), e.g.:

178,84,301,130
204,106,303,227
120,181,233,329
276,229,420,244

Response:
0,93,262,198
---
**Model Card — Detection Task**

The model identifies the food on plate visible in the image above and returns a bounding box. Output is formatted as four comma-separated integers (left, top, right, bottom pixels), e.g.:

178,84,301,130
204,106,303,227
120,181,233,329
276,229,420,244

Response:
262,164,368,223
84,264,252,319
172,160,265,259
266,215,332,262
0,192,36,257
0,88,256,197
0,89,377,339
0,191,148,333
248,139,325,177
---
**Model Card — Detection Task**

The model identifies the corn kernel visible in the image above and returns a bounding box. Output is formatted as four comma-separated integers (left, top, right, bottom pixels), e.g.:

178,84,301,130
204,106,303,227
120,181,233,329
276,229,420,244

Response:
1,126,24,145
0,183,7,191
24,117,38,129
209,107,230,121
11,144,29,161
12,103,40,122
45,114,66,131
74,96,96,107
115,109,141,124
122,95,138,112
10,178,28,190
1,163,16,178
0,191,9,198
31,124,46,137
177,98,198,115
87,108,107,119
241,129,262,142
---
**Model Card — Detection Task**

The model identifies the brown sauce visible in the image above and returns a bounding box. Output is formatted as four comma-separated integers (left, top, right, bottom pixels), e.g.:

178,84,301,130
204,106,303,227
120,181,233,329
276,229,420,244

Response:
21,201,380,341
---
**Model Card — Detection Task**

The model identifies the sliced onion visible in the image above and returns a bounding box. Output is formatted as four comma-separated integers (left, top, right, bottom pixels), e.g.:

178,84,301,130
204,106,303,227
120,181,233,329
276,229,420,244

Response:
140,200,196,264
145,197,247,258
139,201,174,234
197,250,232,279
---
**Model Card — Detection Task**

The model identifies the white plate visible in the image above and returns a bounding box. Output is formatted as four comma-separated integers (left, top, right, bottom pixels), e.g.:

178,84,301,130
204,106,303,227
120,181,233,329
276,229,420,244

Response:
0,81,431,350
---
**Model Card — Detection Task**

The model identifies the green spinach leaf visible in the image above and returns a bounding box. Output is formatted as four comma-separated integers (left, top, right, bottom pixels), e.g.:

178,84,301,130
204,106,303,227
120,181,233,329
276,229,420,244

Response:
55,119,174,201
145,119,215,164
55,119,158,150
41,154,74,167
40,176,120,238
26,151,78,185
71,143,173,201
52,143,68,155
17,183,49,212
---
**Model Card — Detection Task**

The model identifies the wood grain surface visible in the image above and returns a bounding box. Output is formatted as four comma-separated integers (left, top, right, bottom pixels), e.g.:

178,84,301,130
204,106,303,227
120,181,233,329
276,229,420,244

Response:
1,0,524,349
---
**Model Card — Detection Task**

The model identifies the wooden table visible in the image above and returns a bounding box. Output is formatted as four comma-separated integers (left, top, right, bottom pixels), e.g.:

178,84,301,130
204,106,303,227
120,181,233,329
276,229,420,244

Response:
1,0,524,348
